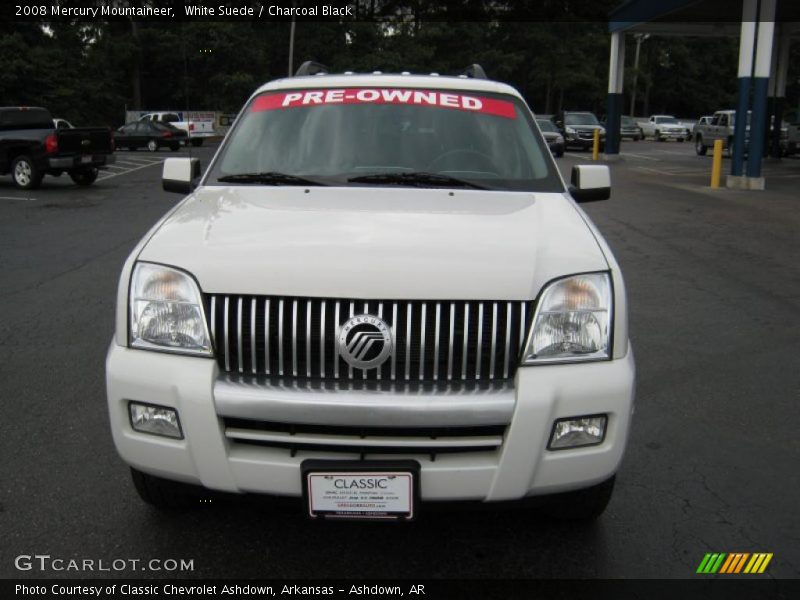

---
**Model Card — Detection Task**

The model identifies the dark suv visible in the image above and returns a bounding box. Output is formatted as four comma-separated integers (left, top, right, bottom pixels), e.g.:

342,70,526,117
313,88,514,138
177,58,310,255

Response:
554,111,606,151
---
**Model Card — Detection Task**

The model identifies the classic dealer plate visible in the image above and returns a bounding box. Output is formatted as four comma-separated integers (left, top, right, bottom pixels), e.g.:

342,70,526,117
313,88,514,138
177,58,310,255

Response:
302,460,419,521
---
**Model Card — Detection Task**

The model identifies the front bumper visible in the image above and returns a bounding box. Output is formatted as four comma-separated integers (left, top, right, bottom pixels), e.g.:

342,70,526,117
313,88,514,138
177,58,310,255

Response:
48,154,115,169
106,343,635,502
657,129,689,139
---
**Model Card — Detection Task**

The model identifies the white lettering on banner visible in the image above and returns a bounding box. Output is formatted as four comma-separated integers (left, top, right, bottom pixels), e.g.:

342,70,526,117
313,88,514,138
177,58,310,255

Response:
253,89,514,118
282,93,303,107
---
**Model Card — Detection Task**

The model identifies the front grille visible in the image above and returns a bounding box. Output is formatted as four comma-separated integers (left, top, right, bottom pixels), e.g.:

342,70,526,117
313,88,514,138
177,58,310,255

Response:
223,417,506,457
205,295,532,382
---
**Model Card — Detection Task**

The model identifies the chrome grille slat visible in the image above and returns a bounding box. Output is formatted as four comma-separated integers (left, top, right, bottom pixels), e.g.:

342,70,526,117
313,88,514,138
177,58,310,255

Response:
236,297,243,374
405,303,412,381
264,299,270,375
503,303,512,378
391,302,398,381
334,301,340,379
277,299,284,376
250,298,256,375
305,300,312,378
223,296,230,372
433,303,441,380
447,302,454,381
319,300,326,379
419,302,427,381
476,303,484,379
291,300,298,377
461,303,470,381
208,294,531,383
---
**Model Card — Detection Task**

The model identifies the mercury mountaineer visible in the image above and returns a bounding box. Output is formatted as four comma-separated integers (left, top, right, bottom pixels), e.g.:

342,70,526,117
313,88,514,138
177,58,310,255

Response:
106,62,635,521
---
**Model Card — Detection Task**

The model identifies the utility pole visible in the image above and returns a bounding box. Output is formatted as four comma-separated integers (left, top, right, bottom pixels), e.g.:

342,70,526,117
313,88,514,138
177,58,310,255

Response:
629,33,649,116
287,15,296,76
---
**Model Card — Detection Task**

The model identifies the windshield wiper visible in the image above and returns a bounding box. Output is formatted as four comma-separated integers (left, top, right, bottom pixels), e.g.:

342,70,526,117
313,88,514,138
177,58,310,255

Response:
347,171,486,190
217,172,326,186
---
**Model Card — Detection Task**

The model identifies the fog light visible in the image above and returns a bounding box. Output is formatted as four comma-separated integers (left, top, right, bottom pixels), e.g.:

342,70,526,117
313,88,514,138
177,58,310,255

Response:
548,415,607,450
129,402,183,439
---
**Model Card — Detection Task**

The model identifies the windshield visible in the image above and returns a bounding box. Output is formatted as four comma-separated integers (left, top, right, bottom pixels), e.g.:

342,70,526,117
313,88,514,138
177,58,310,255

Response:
620,116,636,126
655,116,678,124
536,119,557,133
208,87,561,192
564,113,599,126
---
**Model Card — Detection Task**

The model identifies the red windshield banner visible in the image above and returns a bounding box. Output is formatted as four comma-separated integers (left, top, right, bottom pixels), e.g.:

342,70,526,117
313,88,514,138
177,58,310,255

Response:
250,89,517,119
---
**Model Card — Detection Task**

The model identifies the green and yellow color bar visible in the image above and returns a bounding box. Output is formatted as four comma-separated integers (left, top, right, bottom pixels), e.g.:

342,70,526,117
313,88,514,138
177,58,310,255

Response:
696,553,773,574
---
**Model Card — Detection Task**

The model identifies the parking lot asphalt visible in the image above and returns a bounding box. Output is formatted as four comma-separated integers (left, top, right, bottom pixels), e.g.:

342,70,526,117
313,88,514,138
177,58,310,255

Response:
0,140,798,579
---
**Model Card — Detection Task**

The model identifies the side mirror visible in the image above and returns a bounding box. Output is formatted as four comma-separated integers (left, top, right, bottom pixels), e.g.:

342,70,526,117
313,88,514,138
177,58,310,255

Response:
162,157,201,194
569,165,610,203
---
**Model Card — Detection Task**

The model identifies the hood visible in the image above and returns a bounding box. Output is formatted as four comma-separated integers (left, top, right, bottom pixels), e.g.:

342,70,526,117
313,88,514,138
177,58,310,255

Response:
138,186,608,300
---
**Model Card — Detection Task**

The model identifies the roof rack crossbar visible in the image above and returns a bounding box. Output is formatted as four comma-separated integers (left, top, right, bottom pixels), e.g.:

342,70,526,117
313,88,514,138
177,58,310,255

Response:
460,64,487,79
295,61,329,77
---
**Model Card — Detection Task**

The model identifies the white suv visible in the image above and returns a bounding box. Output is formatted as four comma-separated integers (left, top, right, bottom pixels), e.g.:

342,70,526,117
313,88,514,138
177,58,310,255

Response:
106,64,635,521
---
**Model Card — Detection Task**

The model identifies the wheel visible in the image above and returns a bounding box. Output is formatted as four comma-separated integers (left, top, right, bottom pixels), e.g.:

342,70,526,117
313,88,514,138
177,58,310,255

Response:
130,468,204,510
69,168,98,186
147,139,159,152
655,130,663,142
677,137,684,143
727,137,735,158
170,144,180,151
11,155,43,190
190,139,203,147
695,136,707,156
554,148,564,158
633,135,640,142
542,476,616,521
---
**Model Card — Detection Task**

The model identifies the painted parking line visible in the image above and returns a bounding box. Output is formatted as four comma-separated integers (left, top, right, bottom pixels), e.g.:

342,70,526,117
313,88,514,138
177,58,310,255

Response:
98,159,163,181
0,195,37,201
620,152,661,161
114,159,158,167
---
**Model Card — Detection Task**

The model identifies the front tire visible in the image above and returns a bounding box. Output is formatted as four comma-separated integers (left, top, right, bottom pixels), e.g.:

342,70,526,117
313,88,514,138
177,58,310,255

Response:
655,130,663,142
130,468,204,510
147,139,159,152
69,168,98,186
11,155,43,190
542,476,616,521
695,136,707,155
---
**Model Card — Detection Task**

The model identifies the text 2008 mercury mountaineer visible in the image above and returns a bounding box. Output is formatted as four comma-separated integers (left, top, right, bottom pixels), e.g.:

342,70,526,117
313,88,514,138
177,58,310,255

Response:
106,64,635,521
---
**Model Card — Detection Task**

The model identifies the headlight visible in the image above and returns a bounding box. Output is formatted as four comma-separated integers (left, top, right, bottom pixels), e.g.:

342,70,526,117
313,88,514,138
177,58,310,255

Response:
129,262,212,355
566,127,576,135
523,272,612,364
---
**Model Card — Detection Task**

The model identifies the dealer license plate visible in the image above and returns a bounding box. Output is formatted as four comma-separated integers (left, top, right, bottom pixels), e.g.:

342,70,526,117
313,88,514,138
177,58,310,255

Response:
302,460,418,521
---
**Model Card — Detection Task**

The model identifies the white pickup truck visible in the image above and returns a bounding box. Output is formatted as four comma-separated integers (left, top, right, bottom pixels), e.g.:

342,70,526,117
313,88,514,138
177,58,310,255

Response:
638,115,691,142
138,112,215,147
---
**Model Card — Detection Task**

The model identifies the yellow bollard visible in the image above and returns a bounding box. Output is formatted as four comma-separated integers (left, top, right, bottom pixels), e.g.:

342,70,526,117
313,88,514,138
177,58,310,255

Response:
592,129,600,161
710,139,723,188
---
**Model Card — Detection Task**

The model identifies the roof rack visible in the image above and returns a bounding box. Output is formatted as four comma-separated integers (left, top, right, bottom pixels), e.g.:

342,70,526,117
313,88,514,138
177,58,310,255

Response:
460,64,487,79
295,61,329,77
